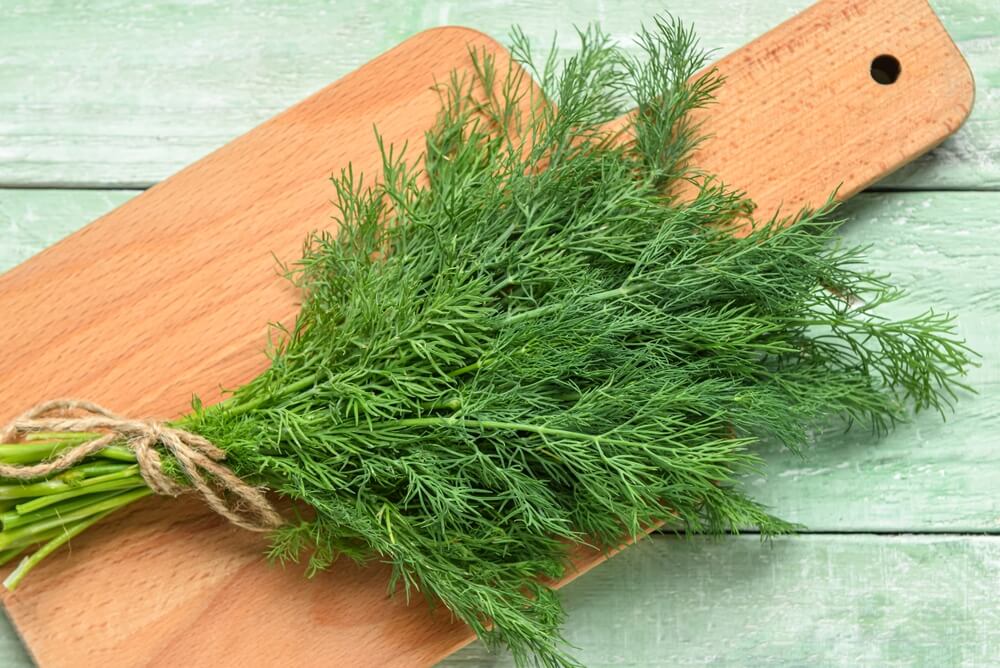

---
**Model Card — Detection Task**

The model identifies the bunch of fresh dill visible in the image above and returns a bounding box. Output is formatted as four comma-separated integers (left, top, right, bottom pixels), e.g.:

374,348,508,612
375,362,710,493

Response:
0,17,974,667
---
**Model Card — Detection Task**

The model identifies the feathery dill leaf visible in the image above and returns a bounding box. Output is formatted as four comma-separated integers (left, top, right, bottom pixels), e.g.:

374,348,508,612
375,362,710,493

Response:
177,16,977,666
0,16,973,667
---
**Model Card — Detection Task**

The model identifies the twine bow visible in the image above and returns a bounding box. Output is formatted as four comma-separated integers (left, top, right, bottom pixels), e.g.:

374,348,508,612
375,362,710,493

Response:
0,399,283,532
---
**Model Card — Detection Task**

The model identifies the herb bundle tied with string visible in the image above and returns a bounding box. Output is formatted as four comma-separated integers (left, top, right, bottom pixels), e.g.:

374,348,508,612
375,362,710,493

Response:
0,17,974,667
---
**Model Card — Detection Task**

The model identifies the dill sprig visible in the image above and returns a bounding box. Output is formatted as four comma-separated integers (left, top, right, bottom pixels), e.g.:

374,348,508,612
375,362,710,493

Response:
0,17,974,667
188,17,972,664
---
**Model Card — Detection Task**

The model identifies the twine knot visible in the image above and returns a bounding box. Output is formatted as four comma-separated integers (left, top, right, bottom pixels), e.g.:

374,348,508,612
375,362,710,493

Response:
0,399,282,532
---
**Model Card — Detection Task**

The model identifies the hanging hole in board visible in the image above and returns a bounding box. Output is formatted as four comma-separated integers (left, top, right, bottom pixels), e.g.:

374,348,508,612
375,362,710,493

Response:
870,55,901,85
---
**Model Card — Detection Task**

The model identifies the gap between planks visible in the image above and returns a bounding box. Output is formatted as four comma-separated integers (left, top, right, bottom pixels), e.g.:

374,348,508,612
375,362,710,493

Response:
3,183,1000,193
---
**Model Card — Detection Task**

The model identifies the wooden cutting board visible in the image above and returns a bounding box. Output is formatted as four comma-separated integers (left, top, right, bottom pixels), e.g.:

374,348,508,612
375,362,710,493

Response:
0,0,973,666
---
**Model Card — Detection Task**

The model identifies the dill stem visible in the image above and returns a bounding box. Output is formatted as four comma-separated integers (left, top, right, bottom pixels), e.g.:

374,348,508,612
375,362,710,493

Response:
0,527,70,555
448,361,481,377
14,475,147,515
99,446,138,462
4,509,117,591
390,416,702,451
3,490,129,530
0,439,87,465
0,466,141,501
485,276,517,297
196,373,322,421
68,462,134,478
0,440,137,466
0,547,25,568
504,281,649,325
0,488,151,551
418,397,463,411
24,432,100,443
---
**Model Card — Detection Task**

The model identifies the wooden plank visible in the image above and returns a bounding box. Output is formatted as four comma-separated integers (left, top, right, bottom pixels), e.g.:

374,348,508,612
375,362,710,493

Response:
4,189,997,534
444,534,1000,667
1,0,995,189
0,2,978,665
0,613,28,668
0,190,135,272
3,533,1000,667
748,191,1000,531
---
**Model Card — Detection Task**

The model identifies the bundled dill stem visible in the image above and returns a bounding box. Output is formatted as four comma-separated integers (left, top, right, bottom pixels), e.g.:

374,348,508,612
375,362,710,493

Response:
0,17,975,667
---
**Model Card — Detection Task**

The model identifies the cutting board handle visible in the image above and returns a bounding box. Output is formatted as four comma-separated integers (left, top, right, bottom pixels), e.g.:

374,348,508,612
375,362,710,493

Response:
685,0,974,220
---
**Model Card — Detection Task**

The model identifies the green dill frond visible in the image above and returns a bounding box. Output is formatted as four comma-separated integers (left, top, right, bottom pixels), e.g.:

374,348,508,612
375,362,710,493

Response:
179,15,975,667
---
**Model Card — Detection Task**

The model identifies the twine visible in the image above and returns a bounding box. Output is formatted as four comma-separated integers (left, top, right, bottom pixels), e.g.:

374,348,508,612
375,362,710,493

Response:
0,399,282,532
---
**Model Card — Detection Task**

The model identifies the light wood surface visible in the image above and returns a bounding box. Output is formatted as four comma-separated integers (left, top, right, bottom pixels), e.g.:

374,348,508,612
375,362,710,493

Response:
452,534,1000,667
1,0,994,191
0,1,974,666
686,0,972,220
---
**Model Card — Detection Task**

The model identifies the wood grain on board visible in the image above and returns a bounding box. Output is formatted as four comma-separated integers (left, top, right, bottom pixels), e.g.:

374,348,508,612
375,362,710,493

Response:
0,1,974,666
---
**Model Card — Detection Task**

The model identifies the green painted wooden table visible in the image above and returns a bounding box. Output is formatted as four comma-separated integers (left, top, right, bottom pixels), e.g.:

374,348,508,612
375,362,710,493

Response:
2,2,998,666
